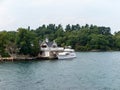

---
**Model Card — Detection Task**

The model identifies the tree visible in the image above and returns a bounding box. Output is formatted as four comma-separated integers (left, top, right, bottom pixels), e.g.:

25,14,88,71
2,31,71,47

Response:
65,24,71,31
0,31,10,57
16,28,39,56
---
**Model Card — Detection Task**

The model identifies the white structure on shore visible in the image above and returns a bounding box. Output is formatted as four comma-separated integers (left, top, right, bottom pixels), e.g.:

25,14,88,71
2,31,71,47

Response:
40,38,64,58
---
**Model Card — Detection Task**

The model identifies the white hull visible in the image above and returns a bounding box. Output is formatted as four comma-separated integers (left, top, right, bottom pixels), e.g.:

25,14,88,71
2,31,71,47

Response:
57,54,76,60
57,49,76,59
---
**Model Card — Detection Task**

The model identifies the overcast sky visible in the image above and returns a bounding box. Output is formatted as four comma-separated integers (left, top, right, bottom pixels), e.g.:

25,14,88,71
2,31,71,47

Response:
0,0,120,33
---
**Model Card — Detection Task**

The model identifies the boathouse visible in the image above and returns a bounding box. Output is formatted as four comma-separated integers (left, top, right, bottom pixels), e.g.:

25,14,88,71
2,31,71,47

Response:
40,38,64,59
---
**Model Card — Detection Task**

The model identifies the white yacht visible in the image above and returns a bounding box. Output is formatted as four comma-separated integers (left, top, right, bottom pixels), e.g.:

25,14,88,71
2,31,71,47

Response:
57,48,76,60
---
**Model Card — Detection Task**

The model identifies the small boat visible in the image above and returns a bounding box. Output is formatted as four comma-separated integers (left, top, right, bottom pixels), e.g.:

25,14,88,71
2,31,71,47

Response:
57,48,76,60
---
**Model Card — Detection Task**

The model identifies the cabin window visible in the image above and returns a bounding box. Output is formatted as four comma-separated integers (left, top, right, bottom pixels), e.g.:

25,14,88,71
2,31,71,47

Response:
53,45,56,48
41,45,47,48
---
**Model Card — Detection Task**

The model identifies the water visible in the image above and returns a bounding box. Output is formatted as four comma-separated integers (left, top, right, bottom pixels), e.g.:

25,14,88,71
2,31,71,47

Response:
0,52,120,90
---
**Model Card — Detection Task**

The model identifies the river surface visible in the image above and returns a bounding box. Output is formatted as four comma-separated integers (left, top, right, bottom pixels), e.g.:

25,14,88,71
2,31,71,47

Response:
0,52,120,90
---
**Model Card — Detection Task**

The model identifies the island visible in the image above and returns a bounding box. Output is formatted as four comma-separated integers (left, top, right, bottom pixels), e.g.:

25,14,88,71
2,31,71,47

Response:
0,24,120,61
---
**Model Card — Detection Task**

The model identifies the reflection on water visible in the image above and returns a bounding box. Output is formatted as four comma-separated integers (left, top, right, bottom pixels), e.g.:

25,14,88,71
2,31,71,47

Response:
0,52,120,90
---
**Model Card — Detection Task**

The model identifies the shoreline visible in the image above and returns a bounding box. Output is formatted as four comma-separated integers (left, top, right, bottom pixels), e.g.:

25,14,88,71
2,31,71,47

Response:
0,56,58,62
1,50,120,62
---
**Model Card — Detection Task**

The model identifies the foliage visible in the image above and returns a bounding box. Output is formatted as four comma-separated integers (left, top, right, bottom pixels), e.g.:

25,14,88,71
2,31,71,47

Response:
0,24,120,57
16,28,39,56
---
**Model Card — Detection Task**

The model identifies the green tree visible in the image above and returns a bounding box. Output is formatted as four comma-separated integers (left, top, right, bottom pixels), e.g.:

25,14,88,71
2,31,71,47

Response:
16,28,39,56
0,31,10,57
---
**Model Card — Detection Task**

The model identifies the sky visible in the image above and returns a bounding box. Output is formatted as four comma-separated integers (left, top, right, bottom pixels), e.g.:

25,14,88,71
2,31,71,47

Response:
0,0,120,33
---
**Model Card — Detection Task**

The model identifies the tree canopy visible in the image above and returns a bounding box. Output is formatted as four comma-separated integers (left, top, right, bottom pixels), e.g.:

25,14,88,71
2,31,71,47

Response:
0,24,120,57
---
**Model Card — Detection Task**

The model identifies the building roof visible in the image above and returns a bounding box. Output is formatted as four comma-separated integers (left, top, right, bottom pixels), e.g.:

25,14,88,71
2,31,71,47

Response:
46,41,54,47
41,38,57,47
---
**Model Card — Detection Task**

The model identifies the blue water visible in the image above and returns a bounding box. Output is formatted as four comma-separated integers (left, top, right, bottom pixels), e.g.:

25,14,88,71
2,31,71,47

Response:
0,52,120,90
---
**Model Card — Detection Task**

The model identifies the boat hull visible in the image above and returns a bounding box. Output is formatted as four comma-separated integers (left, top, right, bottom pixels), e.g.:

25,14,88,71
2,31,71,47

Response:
57,53,76,60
